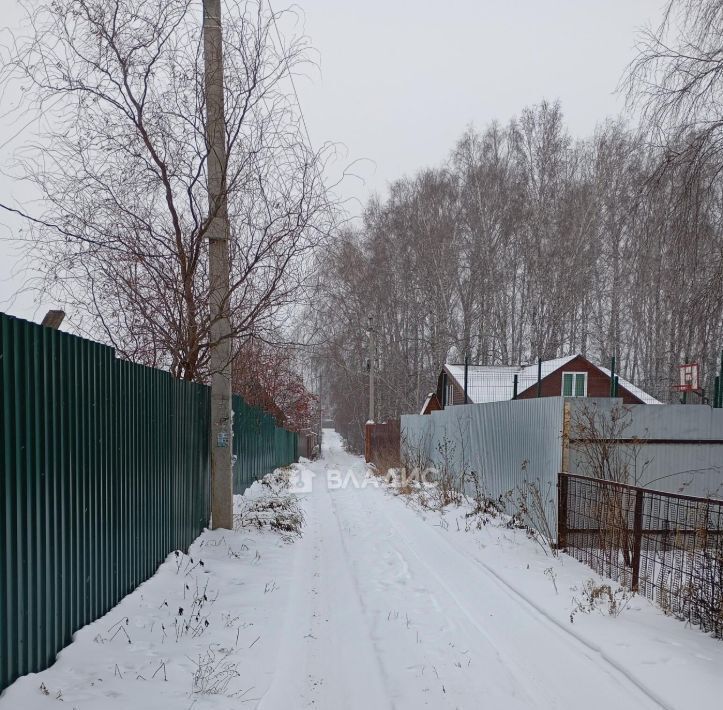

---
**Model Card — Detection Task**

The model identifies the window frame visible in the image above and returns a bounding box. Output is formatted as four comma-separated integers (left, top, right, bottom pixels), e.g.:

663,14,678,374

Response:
561,371,588,398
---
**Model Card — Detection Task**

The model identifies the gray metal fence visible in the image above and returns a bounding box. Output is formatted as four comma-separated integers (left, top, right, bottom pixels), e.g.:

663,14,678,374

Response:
401,397,723,532
567,399,723,498
401,397,566,525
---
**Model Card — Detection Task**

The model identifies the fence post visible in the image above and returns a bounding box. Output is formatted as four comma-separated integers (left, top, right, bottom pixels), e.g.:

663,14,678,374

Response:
463,353,469,404
631,488,644,592
557,473,568,550
364,421,373,463
561,401,570,473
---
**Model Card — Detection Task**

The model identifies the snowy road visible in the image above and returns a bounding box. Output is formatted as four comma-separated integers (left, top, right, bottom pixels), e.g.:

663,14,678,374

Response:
3,429,721,709
259,431,664,710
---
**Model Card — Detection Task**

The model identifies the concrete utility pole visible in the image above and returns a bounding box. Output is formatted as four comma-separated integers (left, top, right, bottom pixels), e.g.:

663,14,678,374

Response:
203,0,233,530
368,315,375,422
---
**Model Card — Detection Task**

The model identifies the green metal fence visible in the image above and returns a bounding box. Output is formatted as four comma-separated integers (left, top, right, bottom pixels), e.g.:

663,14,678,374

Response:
0,313,211,692
232,395,297,492
0,313,298,693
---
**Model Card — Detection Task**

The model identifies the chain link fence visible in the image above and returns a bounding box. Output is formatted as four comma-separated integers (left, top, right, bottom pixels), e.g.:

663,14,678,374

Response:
559,473,723,638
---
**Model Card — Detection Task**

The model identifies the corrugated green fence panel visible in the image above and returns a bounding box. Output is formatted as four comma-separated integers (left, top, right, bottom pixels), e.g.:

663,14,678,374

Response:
0,312,296,692
231,395,298,494
0,313,211,693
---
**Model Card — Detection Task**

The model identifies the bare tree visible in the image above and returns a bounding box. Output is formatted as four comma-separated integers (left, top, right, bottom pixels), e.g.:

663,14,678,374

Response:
626,0,723,180
231,337,317,431
624,0,723,393
318,97,723,451
1,0,334,380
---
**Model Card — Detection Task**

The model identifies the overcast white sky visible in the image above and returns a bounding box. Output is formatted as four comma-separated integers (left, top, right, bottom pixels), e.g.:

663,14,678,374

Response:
0,0,664,320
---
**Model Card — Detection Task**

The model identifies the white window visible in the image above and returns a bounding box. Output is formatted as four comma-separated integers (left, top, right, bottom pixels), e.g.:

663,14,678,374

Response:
446,382,455,406
561,371,587,397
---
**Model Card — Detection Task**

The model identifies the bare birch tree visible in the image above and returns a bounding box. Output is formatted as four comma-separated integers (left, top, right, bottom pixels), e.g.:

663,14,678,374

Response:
1,0,334,380
318,100,723,451
626,0,723,180
625,0,723,389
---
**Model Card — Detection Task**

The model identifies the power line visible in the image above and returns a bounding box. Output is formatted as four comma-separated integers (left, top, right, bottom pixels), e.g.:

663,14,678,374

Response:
266,0,339,229
266,1,315,155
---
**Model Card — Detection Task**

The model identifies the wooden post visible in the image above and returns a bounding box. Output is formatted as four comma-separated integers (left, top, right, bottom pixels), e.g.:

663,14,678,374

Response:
318,371,323,455
364,421,373,464
631,489,644,592
41,310,65,330
513,374,518,400
557,473,568,550
368,315,375,422
561,400,571,473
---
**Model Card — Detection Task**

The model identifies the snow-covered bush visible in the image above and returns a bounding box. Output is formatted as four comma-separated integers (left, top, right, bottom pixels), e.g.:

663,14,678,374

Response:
234,468,305,539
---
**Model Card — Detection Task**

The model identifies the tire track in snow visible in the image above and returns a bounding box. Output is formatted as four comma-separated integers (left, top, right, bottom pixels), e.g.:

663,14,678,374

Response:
365,486,667,710
260,432,669,709
324,462,663,709
336,485,567,708
257,461,391,710
464,550,674,710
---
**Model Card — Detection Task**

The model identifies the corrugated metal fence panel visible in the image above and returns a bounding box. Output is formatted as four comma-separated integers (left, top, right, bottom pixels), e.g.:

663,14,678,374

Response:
401,398,565,527
568,398,723,439
296,431,317,460
231,395,297,494
0,313,210,694
567,398,723,498
401,397,723,536
365,420,401,466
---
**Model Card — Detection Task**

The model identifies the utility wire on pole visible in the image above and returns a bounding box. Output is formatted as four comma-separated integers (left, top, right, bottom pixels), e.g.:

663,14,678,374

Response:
203,0,233,530
368,315,375,422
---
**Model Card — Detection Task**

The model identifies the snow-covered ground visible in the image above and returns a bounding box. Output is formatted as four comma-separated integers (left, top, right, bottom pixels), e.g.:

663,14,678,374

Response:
2,430,722,709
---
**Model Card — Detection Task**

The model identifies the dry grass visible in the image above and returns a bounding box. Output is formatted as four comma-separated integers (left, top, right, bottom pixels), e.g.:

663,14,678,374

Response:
570,579,633,623
504,480,558,556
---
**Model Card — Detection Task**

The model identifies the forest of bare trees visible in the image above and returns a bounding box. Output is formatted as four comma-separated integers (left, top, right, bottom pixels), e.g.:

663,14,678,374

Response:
320,83,723,449
3,1,723,451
